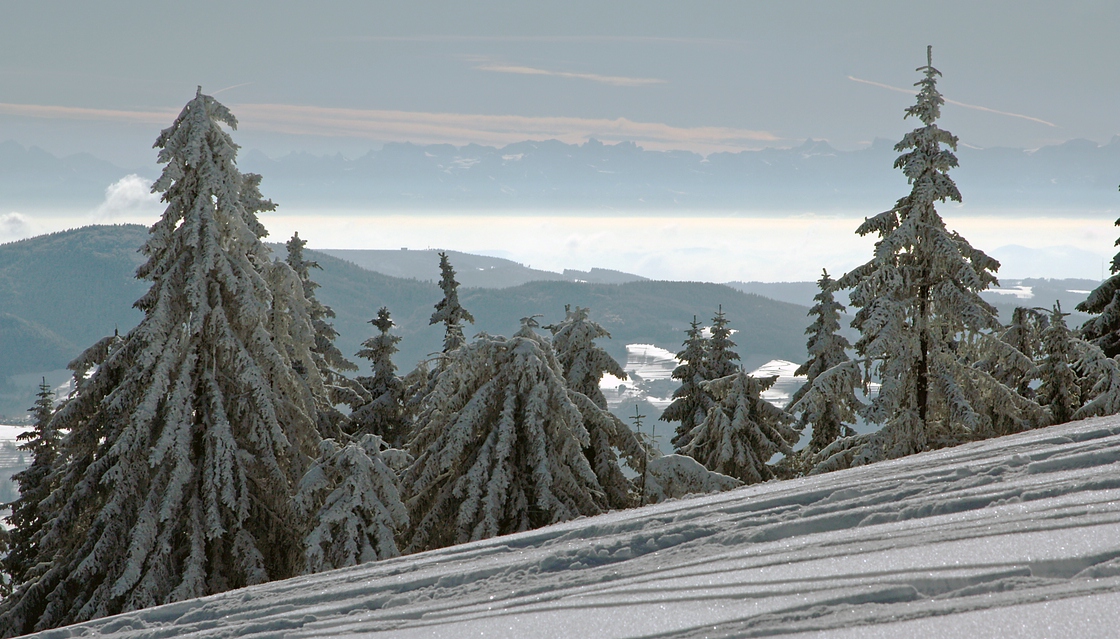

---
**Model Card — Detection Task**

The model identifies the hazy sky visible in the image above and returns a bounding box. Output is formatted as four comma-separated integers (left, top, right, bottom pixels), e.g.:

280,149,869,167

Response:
2,1,1118,166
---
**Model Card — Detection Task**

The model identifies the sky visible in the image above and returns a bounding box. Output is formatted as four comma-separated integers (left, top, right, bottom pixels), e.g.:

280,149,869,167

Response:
3,2,1119,281
3,1,1117,163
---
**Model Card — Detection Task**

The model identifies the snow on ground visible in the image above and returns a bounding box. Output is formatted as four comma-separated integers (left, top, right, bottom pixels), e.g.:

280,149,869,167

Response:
747,359,805,408
601,344,680,410
29,415,1120,638
987,285,1034,299
0,426,30,442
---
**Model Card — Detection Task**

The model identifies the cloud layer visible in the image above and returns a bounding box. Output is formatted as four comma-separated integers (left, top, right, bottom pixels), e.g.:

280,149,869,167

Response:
473,63,667,87
0,101,780,155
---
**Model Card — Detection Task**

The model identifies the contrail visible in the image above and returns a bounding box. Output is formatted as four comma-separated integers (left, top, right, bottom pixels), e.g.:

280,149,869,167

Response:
848,76,1057,128
212,82,254,95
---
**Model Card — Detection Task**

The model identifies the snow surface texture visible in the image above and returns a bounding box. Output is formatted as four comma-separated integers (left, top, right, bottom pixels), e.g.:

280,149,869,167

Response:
19,416,1120,638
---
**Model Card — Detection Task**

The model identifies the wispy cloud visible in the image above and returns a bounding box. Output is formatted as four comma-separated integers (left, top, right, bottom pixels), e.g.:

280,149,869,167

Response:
847,76,1058,128
231,103,780,154
0,102,174,124
0,100,780,154
473,62,666,87
333,35,745,47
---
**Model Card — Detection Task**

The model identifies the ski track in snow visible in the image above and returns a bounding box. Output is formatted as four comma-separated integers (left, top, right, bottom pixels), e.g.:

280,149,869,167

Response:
22,416,1120,638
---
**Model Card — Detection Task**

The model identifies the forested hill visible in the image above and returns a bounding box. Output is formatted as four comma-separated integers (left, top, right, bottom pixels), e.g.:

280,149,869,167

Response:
0,224,809,416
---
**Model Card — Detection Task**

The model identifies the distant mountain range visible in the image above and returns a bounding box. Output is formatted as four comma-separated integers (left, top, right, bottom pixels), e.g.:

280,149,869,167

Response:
5,136,1120,211
0,225,811,418
318,248,646,289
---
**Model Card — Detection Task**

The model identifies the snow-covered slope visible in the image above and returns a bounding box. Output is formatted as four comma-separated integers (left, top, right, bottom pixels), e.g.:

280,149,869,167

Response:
21,416,1120,638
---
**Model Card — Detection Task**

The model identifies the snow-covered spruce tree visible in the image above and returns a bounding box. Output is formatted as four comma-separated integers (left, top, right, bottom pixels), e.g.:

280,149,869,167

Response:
352,307,410,447
403,317,603,553
1077,194,1120,355
429,252,475,355
285,232,365,426
823,47,1036,468
0,89,322,635
4,380,61,587
295,434,408,573
681,371,798,485
706,306,740,379
965,306,1048,438
1071,340,1120,419
662,317,711,450
982,306,1047,399
786,269,859,454
548,305,649,509
1038,302,1084,425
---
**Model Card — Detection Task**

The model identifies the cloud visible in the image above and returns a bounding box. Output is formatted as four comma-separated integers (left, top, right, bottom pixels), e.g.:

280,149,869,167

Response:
0,213,31,242
0,100,780,154
91,175,162,223
232,103,780,154
0,102,174,125
847,77,1058,128
473,63,667,87
332,35,744,47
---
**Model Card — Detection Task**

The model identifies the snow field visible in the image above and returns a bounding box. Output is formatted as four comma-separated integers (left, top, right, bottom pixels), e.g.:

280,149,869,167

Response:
26,414,1120,638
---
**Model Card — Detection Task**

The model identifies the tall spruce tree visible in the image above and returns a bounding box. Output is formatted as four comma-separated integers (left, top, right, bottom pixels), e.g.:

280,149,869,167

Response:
0,89,322,635
663,316,710,450
826,47,1033,467
548,305,648,509
429,252,475,354
681,371,798,485
4,380,60,586
787,270,858,454
1038,302,1083,425
285,233,364,414
403,318,604,553
353,307,410,447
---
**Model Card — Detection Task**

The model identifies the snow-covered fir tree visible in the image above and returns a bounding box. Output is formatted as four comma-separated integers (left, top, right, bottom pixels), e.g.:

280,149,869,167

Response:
966,306,1048,438
823,47,1036,469
0,89,323,635
352,307,410,447
1071,340,1120,420
984,306,1047,399
295,434,409,573
548,305,625,405
706,306,740,379
1077,202,1120,355
662,317,711,450
787,269,859,454
429,252,475,354
548,305,649,509
403,318,604,553
1038,302,1084,425
4,380,60,587
682,371,798,485
285,232,365,423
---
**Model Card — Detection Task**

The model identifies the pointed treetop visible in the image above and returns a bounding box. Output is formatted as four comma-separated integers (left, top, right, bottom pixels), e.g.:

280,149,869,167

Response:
908,45,945,126
518,314,543,333
371,306,394,334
